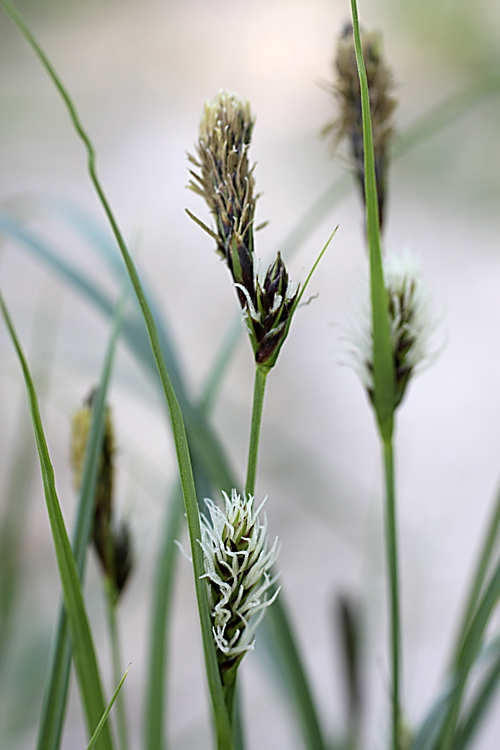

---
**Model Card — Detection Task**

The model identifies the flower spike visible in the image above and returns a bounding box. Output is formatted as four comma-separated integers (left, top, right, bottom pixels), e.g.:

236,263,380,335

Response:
349,252,435,409
189,90,333,368
322,23,396,229
199,489,280,685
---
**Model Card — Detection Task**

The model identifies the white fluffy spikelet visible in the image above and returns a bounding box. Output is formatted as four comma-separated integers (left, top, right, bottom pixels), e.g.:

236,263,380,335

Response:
199,489,280,660
348,250,435,407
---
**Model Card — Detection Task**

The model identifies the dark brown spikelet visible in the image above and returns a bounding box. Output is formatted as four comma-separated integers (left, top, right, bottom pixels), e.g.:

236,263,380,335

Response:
322,23,396,230
187,90,257,306
70,389,133,600
252,253,299,365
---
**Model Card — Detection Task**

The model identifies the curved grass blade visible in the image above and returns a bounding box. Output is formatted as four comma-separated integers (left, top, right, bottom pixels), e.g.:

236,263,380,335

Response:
36,291,126,750
86,666,131,750
0,291,114,750
0,5,233,743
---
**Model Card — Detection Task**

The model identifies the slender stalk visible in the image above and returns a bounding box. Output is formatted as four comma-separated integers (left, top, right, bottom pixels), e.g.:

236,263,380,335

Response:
245,365,269,498
383,438,401,750
106,586,128,750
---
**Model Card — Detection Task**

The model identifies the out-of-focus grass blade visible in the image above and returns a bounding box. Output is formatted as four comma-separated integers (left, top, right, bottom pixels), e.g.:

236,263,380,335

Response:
37,291,126,750
0,212,235,493
144,485,184,750
410,684,452,750
86,666,131,750
393,72,500,161
450,482,500,670
0,213,115,317
452,638,500,750
438,556,500,750
0,298,58,678
260,590,328,750
0,291,114,750
411,636,500,750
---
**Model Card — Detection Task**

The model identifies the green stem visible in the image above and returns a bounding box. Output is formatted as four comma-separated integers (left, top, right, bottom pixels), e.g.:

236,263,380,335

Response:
106,586,128,750
245,365,269,498
383,438,401,750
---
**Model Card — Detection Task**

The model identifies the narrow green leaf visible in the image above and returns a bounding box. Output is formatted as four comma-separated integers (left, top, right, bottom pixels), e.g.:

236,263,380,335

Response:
0,303,58,678
86,667,131,750
450,481,500,670
439,557,500,750
0,212,236,494
0,6,328,746
350,0,394,442
144,486,184,750
0,292,114,750
453,638,500,750
36,290,126,750
260,591,328,750
0,5,232,743
410,684,453,750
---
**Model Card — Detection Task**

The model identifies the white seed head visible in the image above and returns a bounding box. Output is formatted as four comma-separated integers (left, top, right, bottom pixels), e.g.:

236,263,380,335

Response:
199,489,280,659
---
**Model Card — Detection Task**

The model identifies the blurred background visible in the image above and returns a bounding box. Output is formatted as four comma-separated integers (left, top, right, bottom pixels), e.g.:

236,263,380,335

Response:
2,0,500,748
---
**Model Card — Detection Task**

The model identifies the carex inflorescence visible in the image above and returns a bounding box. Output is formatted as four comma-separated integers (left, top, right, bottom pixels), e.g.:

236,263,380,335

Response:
188,90,300,368
322,23,396,230
70,389,133,600
199,489,280,686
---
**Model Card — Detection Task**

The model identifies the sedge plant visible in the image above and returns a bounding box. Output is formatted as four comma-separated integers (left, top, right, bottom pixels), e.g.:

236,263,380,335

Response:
3,2,500,750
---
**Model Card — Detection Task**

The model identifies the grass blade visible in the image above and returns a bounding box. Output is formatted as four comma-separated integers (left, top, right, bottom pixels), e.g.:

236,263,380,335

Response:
0,299,58,678
0,291,114,750
36,291,126,750
450,481,500,670
453,639,500,750
144,485,184,750
261,590,328,750
1,5,330,745
350,0,394,442
0,5,233,742
438,556,500,749
86,666,131,750
0,211,236,494
410,684,453,750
